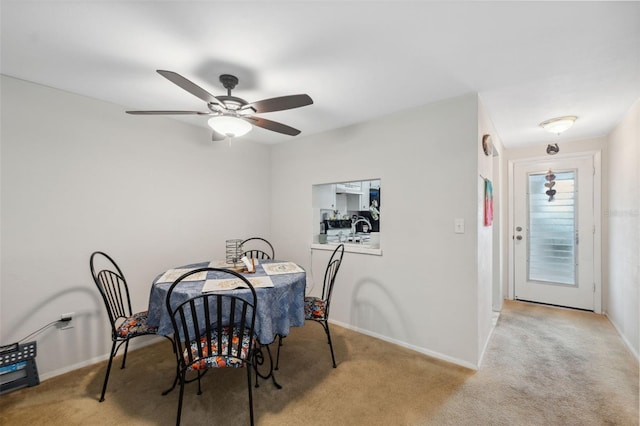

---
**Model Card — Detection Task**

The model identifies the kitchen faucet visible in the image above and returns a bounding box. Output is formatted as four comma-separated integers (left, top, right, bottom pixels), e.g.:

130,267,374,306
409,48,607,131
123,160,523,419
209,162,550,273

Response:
351,216,372,240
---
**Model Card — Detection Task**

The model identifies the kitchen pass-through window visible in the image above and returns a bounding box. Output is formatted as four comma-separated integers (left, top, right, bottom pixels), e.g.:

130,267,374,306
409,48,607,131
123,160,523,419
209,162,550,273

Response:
311,179,381,255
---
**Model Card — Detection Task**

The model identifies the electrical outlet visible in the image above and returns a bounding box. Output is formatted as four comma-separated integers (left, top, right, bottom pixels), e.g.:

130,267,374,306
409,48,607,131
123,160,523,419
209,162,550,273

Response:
60,312,74,322
57,312,74,330
59,312,74,330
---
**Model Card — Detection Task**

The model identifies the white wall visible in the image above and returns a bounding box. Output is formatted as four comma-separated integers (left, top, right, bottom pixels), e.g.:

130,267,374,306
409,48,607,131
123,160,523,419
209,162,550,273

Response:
606,99,639,359
270,93,489,368
1,79,501,376
477,97,504,361
0,75,272,378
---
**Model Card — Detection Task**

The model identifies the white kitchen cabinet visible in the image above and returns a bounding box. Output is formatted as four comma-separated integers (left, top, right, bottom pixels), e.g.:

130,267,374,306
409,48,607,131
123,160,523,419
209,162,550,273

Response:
335,181,362,194
345,181,371,212
346,193,360,211
314,184,336,210
336,193,348,213
360,180,371,210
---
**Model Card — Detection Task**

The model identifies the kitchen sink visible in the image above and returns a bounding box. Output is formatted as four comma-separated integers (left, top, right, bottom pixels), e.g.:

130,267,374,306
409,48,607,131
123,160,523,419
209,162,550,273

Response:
345,236,370,243
313,231,381,255
323,232,379,250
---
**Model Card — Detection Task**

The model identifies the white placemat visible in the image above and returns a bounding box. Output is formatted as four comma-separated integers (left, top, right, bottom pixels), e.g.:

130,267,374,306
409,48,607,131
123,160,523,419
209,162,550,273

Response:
202,276,274,292
209,259,239,268
261,262,305,275
155,269,207,284
209,258,255,273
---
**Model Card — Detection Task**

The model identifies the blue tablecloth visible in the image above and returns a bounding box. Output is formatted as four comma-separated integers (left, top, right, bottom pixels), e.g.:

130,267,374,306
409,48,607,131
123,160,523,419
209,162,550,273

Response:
147,260,306,345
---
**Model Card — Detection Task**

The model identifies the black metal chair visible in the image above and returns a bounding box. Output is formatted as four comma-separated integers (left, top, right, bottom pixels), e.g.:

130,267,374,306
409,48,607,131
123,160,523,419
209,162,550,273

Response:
90,251,173,402
166,268,258,426
276,244,345,369
241,237,274,260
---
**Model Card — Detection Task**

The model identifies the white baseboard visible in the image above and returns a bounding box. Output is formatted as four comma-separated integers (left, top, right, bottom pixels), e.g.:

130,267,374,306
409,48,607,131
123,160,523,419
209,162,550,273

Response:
477,314,499,368
41,321,485,382
604,313,640,363
39,336,166,382
329,319,479,371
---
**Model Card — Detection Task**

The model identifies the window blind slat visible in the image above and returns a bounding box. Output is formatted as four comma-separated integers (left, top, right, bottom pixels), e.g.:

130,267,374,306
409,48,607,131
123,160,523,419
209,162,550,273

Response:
528,171,576,285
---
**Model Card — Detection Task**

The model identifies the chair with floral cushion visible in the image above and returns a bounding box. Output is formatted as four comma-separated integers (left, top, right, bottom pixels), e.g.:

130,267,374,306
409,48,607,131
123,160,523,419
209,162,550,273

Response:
166,267,258,426
90,251,173,402
304,244,344,367
276,244,344,369
241,237,275,260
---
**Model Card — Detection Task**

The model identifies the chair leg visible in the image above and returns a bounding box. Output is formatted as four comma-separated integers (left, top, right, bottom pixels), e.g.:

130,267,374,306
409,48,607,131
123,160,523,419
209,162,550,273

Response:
162,364,180,396
162,337,180,396
253,348,261,388
99,341,118,402
176,371,186,426
120,338,130,369
322,321,337,368
247,363,255,426
166,335,176,353
275,334,284,370
254,358,259,388
197,370,203,395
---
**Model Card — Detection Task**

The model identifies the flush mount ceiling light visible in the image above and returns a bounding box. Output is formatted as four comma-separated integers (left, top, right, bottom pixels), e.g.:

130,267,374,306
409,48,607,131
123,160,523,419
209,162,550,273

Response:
207,115,252,138
539,116,578,135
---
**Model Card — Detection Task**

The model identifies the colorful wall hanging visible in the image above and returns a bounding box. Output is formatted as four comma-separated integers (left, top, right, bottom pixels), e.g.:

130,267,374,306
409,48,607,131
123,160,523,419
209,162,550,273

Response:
484,178,493,226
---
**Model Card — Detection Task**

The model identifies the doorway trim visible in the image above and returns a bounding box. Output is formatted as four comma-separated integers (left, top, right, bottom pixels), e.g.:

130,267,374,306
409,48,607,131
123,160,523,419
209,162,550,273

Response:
508,150,602,313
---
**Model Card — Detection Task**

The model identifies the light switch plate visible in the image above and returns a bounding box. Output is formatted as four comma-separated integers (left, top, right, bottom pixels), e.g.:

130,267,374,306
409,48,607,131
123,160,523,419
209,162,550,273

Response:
454,218,465,233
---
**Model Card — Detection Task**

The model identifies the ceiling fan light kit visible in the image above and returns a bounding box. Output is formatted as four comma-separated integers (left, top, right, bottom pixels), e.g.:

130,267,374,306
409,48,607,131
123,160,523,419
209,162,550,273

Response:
126,70,313,141
208,116,252,137
539,115,577,135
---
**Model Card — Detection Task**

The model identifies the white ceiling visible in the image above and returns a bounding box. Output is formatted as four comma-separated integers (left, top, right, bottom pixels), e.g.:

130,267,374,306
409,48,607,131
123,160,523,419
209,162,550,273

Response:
2,1,639,148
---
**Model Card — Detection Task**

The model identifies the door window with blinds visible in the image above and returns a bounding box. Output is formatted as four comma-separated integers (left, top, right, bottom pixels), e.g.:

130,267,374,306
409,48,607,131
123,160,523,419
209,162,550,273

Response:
527,170,577,286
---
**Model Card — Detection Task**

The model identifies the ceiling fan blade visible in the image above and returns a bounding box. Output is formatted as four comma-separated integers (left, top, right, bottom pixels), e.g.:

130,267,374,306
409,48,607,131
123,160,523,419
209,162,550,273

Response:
243,116,301,136
156,70,223,106
211,130,227,141
126,110,210,115
247,94,313,113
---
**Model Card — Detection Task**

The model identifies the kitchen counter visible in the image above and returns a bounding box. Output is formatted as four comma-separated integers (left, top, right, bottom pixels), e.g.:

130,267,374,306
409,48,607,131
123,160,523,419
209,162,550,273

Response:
311,242,382,256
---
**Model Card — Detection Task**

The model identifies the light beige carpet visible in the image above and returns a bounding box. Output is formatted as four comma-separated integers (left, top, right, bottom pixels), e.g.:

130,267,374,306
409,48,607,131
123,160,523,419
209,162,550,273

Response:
1,300,638,425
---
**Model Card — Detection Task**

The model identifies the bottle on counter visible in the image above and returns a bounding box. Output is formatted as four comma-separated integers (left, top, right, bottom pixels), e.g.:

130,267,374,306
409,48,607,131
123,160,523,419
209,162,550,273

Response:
319,222,327,243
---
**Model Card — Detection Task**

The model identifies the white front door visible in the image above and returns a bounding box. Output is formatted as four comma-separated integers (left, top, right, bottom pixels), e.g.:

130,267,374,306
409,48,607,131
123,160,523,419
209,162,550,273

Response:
513,155,595,311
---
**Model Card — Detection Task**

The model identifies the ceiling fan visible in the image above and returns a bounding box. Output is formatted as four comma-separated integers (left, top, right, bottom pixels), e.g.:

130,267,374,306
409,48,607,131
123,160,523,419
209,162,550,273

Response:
126,70,313,141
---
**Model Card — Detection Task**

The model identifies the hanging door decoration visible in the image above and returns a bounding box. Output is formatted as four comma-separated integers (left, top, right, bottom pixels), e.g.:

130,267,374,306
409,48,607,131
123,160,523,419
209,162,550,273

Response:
484,178,493,226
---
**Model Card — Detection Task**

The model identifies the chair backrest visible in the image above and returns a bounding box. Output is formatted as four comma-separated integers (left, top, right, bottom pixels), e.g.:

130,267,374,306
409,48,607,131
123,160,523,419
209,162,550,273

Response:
90,251,133,336
321,244,345,316
241,237,275,260
166,268,257,371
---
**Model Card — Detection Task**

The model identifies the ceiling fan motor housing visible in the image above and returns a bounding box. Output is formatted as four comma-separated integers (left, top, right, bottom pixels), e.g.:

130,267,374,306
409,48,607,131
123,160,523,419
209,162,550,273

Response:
217,74,249,111
209,95,248,112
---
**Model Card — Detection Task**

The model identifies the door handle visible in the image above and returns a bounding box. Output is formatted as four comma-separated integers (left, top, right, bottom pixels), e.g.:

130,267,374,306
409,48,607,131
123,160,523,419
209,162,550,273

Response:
516,235,523,241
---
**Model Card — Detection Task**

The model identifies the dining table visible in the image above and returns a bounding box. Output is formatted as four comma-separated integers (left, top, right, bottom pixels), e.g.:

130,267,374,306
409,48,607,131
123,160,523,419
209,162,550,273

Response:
146,258,306,389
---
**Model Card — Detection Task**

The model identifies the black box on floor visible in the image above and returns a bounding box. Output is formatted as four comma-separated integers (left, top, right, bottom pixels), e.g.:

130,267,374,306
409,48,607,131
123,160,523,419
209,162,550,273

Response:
0,341,40,395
